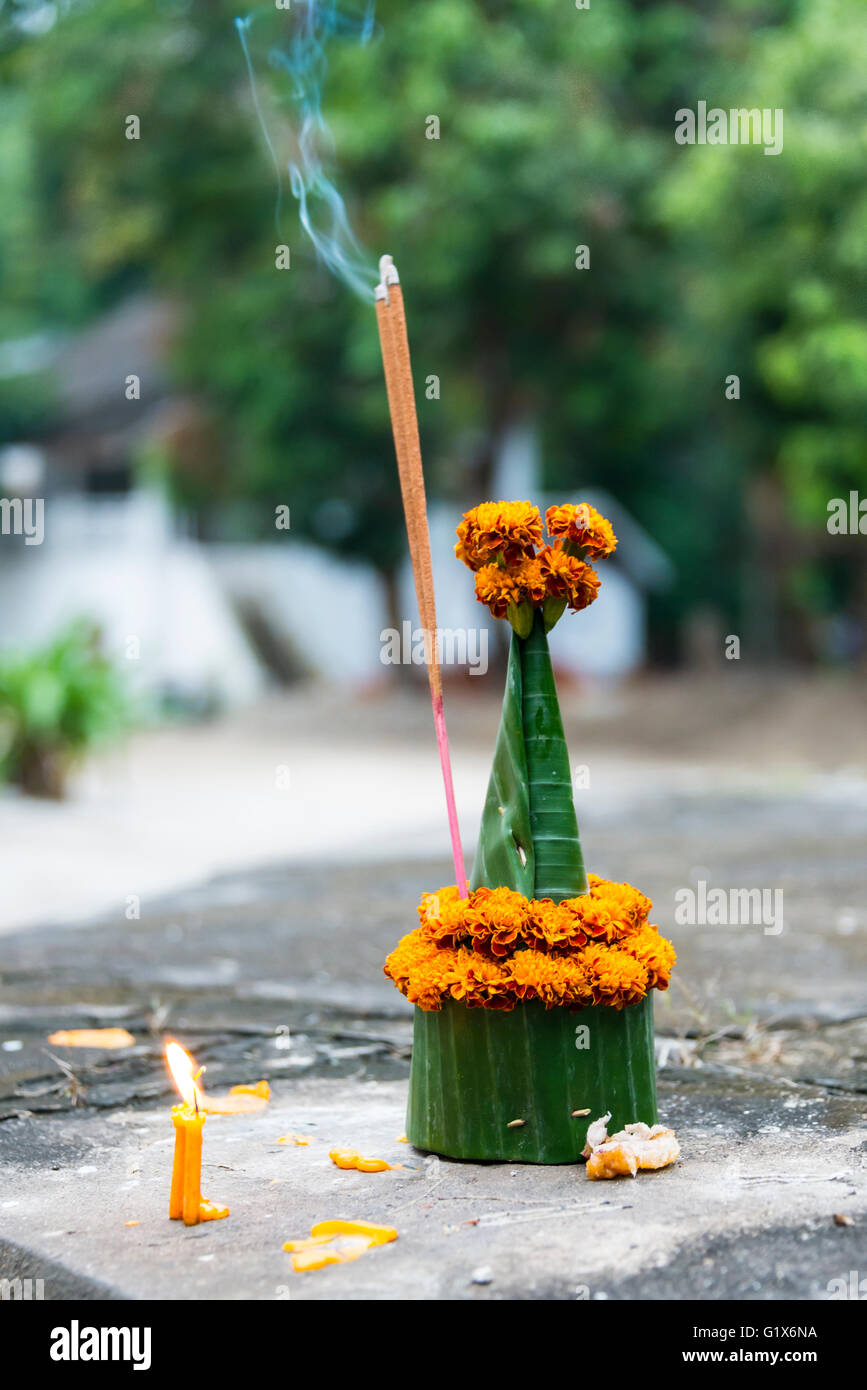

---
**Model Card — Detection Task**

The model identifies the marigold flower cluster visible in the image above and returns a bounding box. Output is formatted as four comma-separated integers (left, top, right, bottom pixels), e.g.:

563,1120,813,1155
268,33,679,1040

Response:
455,500,616,633
384,875,675,1012
544,503,618,559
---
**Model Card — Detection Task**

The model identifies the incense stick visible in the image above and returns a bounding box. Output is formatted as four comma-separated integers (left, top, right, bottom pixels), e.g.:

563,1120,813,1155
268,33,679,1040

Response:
375,254,467,897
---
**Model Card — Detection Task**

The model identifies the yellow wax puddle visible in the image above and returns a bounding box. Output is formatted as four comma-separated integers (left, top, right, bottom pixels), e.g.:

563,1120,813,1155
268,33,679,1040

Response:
198,1199,230,1222
283,1220,397,1272
47,1028,135,1049
276,1133,314,1146
201,1080,271,1115
329,1146,391,1172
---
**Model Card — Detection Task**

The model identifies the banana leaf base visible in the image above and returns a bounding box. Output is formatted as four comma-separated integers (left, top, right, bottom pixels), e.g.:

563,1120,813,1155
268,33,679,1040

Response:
406,996,657,1163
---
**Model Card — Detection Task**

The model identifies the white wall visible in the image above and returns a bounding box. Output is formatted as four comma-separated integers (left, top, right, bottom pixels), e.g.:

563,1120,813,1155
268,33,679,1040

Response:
211,540,388,687
0,491,265,708
0,481,645,699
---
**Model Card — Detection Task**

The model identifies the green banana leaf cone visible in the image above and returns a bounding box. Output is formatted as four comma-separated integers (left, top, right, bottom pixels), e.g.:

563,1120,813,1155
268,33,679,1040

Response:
406,612,658,1162
407,996,657,1163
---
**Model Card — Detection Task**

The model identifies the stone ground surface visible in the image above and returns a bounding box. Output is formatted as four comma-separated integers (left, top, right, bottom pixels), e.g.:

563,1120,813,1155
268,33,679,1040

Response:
0,1074,863,1301
1,823,866,1297
3,670,867,933
0,679,866,1299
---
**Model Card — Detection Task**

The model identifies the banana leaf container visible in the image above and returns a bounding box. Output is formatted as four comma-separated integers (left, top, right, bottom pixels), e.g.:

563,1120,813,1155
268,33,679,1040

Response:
405,611,658,1162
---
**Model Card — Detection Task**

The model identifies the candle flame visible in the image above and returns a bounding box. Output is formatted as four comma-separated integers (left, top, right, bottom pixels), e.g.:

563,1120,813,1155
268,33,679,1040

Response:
166,1040,203,1112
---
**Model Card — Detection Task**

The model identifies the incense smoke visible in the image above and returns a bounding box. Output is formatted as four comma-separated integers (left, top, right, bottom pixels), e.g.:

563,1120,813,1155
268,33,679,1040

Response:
236,1,379,301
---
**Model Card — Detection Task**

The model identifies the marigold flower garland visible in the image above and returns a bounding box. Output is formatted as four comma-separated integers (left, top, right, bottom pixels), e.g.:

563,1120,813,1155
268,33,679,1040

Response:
455,499,616,636
384,875,676,1013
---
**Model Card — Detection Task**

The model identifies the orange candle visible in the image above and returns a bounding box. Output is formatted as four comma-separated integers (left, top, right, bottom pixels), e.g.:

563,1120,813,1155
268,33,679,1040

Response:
180,1107,205,1226
166,1041,228,1228
169,1106,188,1220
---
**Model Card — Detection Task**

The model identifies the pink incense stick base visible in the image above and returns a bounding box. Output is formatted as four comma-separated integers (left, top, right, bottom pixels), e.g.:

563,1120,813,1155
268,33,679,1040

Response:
431,691,468,898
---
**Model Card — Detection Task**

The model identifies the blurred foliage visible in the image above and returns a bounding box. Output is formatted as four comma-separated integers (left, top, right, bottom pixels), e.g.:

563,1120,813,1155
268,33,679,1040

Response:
0,0,865,657
0,620,130,796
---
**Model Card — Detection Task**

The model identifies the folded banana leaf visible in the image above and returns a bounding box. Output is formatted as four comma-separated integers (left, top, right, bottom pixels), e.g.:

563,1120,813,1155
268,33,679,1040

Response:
470,610,586,901
408,996,657,1163
407,609,657,1161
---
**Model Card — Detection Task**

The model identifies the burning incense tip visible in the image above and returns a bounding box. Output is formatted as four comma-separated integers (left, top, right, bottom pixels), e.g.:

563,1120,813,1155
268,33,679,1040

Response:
375,252,400,301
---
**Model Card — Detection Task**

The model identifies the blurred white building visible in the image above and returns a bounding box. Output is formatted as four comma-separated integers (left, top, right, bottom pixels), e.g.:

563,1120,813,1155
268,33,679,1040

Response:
212,421,673,688
0,305,671,702
0,298,264,708
394,420,674,683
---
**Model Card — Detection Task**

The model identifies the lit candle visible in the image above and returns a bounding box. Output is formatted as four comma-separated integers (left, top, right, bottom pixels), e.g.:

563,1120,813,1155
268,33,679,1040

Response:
166,1041,229,1227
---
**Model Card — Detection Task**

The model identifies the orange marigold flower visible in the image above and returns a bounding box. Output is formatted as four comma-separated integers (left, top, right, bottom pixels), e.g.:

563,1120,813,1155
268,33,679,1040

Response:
417,885,458,924
450,947,514,1009
557,894,620,944
508,949,594,1009
405,965,450,1011
456,501,543,571
537,545,579,596
465,885,529,927
418,885,467,944
473,557,547,619
526,898,587,950
581,943,648,1009
384,930,454,1011
384,929,440,984
545,503,617,559
587,875,652,931
514,556,547,604
464,885,529,955
473,564,523,619
621,924,677,990
538,547,600,612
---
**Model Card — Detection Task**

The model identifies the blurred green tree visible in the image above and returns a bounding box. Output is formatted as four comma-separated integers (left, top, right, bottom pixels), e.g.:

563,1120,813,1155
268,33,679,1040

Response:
0,0,864,655
654,0,867,658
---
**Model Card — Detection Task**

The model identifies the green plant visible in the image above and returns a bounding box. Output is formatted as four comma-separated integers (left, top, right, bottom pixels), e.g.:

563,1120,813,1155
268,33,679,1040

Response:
0,621,130,798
